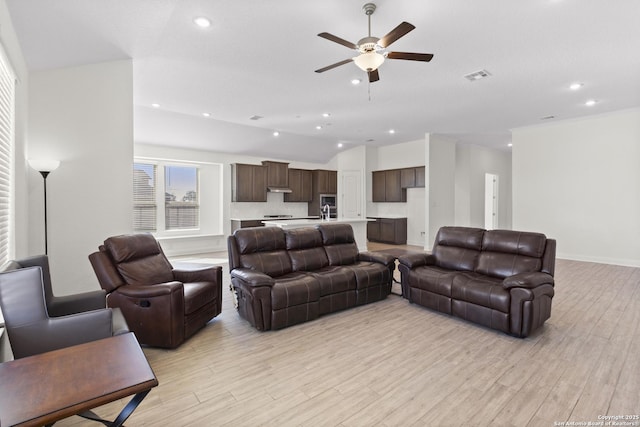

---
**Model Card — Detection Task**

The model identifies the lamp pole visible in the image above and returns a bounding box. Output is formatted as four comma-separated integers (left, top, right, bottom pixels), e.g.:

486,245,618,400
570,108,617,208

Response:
28,159,60,255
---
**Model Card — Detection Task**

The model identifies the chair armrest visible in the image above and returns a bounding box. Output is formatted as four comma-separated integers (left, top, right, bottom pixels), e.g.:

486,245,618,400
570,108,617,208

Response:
48,289,107,317
114,281,184,298
173,265,222,283
8,309,115,359
230,268,274,288
503,272,554,290
397,253,434,269
358,251,396,268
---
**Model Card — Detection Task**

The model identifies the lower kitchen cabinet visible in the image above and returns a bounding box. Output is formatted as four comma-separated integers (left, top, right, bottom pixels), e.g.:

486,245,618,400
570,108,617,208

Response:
231,219,264,233
366,217,407,245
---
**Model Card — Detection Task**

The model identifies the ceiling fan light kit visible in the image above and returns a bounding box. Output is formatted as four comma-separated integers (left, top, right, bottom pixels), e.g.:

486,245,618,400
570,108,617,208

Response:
315,2,433,83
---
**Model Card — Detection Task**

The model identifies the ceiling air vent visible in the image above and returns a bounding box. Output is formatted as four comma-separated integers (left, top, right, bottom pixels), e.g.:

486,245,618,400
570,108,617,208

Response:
464,69,491,82
249,115,263,120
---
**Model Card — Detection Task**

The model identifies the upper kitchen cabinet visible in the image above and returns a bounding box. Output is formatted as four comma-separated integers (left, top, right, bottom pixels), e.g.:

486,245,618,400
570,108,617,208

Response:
261,161,289,189
372,169,406,202
284,168,313,202
415,166,425,187
400,166,426,188
313,169,337,194
232,163,267,202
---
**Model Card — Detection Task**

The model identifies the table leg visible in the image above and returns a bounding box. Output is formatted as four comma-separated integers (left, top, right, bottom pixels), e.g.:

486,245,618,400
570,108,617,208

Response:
78,389,151,427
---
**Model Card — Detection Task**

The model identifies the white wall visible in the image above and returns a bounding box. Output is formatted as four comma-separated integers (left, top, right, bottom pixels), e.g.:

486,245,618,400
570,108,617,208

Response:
455,144,512,229
512,108,640,267
28,60,134,295
426,134,457,247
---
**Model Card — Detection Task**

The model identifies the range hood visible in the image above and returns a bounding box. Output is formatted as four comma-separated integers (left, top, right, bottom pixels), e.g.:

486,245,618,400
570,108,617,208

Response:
267,186,292,193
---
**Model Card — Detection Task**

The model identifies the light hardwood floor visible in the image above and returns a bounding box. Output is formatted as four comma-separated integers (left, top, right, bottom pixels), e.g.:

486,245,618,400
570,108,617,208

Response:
58,245,640,427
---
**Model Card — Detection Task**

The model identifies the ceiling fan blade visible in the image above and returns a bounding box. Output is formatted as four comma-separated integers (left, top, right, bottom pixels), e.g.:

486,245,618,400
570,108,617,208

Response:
318,32,358,50
368,69,380,83
378,22,415,48
315,58,354,73
386,52,434,62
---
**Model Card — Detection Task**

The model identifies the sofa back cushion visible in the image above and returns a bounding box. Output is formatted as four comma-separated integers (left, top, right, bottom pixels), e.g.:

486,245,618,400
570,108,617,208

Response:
316,223,358,266
232,227,292,277
104,234,174,286
432,227,484,272
285,228,329,272
476,230,547,278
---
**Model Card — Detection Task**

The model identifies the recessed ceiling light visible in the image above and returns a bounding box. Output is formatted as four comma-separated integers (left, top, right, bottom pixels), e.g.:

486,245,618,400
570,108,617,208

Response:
151,103,160,108
193,17,211,28
316,125,322,130
569,82,583,90
202,112,211,117
337,143,343,148
388,129,395,134
273,131,279,137
322,113,331,118
585,99,597,106
351,79,361,85
508,143,513,147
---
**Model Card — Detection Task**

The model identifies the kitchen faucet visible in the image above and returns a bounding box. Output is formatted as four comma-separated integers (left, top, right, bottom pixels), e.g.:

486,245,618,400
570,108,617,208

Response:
323,204,330,220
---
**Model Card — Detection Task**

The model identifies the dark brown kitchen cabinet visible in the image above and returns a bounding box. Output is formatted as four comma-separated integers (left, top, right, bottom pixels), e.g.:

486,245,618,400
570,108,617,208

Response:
231,219,264,233
367,217,407,244
232,163,267,202
372,169,406,202
401,168,415,188
284,168,312,202
261,161,289,188
313,169,337,194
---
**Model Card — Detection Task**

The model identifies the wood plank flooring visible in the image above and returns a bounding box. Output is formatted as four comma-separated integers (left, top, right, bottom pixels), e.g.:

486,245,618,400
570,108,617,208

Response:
56,247,640,426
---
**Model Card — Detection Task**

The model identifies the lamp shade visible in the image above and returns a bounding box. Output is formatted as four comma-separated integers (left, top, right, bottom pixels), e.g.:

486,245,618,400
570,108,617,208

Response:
353,52,385,72
28,159,60,173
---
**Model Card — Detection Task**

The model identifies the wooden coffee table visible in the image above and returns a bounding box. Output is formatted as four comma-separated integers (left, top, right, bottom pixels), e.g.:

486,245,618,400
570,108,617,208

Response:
0,332,158,427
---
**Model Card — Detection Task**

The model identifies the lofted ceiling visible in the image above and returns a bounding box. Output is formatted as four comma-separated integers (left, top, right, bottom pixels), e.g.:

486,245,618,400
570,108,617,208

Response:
6,0,640,163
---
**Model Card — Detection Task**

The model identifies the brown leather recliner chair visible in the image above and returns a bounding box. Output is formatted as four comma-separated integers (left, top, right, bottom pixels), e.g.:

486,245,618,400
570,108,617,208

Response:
89,233,223,348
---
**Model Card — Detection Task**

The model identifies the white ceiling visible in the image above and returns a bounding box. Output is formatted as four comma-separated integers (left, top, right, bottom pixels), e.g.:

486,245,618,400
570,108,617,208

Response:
6,0,640,163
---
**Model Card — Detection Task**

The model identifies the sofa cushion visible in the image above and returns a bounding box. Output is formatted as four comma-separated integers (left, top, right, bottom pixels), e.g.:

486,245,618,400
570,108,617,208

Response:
285,228,324,250
432,227,484,271
451,272,510,313
309,266,357,296
476,230,547,279
271,273,320,310
183,281,216,315
105,233,162,263
240,251,292,278
235,227,286,254
345,261,390,289
324,243,358,266
289,247,330,272
406,265,457,297
316,223,355,245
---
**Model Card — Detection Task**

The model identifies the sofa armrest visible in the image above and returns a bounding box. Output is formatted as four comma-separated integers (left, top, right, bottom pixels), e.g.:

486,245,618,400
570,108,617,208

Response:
115,281,184,298
230,268,275,288
8,309,115,359
358,251,396,267
47,289,107,317
502,272,554,290
397,253,434,269
173,265,222,283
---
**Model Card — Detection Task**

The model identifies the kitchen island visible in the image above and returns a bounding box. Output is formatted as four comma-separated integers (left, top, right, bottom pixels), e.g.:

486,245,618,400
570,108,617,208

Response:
262,217,372,250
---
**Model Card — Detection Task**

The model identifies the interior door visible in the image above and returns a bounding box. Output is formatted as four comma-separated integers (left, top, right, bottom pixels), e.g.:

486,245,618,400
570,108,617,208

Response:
341,170,361,218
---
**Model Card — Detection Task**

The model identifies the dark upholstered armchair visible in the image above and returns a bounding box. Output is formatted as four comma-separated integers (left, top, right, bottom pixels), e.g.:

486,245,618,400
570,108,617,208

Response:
12,255,107,316
0,266,129,359
89,233,223,348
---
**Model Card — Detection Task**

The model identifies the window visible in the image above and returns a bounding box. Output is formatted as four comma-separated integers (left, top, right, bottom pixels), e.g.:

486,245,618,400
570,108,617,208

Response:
133,163,157,231
164,165,199,230
0,44,16,266
133,161,201,233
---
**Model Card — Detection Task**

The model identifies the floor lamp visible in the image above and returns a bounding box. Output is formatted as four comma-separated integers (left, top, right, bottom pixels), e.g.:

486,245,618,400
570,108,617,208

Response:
28,159,60,255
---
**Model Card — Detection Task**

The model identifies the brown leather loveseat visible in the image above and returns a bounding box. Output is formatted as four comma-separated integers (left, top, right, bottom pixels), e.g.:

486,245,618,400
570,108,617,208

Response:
227,223,395,331
398,226,556,338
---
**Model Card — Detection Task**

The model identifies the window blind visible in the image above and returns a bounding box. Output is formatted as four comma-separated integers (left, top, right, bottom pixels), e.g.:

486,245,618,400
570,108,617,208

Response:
0,44,15,266
133,163,157,231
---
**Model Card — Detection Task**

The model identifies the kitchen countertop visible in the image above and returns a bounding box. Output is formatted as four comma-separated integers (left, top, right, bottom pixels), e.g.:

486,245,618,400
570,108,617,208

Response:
230,216,321,221
262,217,372,227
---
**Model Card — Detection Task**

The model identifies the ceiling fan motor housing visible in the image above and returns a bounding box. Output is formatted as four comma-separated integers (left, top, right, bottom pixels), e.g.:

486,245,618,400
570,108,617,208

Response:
358,36,381,53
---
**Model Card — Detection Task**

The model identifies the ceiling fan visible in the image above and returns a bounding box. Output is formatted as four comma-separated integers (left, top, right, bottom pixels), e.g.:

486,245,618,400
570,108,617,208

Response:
315,3,433,83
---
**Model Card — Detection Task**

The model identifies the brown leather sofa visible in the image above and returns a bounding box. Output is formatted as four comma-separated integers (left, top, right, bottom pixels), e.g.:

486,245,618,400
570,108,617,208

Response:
89,233,223,348
228,223,395,331
398,226,556,338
